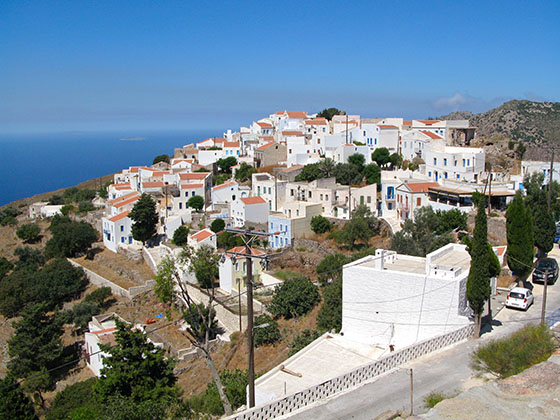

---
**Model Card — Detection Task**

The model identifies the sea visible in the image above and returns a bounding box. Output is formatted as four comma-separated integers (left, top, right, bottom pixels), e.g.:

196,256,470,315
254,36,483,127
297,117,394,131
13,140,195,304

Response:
0,129,223,206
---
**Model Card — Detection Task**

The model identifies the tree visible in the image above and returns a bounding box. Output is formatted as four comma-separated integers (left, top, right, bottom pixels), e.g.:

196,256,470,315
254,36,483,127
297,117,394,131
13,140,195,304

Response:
94,322,179,404
310,215,332,234
45,218,97,258
190,245,220,288
16,223,41,243
253,314,281,346
129,194,158,245
316,253,350,285
317,278,342,332
289,330,321,356
333,163,363,185
14,246,45,270
347,153,365,170
0,256,13,279
48,194,64,205
153,254,233,415
269,277,320,319
187,195,204,211
389,153,402,169
189,369,247,416
0,375,38,420
317,158,336,178
316,107,342,120
46,378,100,420
532,198,555,257
78,201,95,213
506,191,534,276
335,205,380,249
234,163,257,182
8,303,63,381
371,147,390,167
152,154,170,165
364,163,381,186
217,231,244,249
210,218,225,233
466,201,491,337
436,209,467,234
172,226,189,246
217,157,237,174
294,163,321,182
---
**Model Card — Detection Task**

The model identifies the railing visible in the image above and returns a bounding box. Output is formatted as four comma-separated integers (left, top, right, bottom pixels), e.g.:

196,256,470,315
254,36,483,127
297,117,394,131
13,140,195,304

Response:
224,323,475,420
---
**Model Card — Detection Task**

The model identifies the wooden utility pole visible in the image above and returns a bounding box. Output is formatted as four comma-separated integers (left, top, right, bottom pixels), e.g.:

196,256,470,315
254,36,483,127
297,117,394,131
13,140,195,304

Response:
541,269,549,325
409,368,414,416
548,149,555,212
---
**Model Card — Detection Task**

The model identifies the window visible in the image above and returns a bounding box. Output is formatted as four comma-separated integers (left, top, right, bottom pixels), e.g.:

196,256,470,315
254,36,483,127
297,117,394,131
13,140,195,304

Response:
443,158,447,166
462,159,466,167
290,189,294,197
296,209,299,216
325,194,329,201
308,191,312,198
120,225,124,232
367,196,371,203
121,237,125,243
388,203,393,210
257,186,261,195
271,223,274,230
417,197,421,206
289,149,292,154
457,174,460,179
387,186,394,199
360,196,364,205
467,159,470,166
375,138,377,145
185,191,188,197
320,194,323,200
268,187,272,194
445,172,448,179
433,158,437,165
428,171,432,177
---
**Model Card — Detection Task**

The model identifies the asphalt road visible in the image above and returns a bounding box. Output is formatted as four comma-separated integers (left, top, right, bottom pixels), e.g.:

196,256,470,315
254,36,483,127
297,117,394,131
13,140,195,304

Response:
283,250,560,420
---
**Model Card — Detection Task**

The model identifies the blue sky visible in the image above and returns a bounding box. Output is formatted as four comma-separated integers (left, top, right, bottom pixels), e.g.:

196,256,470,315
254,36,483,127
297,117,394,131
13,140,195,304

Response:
1,0,559,133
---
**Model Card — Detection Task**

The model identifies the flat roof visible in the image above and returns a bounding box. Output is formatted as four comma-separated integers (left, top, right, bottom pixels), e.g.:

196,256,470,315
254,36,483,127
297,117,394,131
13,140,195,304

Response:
432,249,471,272
360,256,426,274
256,334,385,401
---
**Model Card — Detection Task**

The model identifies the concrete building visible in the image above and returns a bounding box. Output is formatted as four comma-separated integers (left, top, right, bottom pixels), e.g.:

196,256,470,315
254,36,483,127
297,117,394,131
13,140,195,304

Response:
268,201,322,248
84,313,124,377
188,228,217,250
218,246,264,294
102,211,135,252
424,141,485,183
521,160,560,185
230,196,269,227
255,142,287,168
252,172,287,211
395,181,439,221
342,243,472,349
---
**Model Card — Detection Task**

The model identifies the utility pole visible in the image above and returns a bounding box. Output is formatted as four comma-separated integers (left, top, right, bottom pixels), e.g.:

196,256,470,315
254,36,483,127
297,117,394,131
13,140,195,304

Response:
224,228,273,408
541,269,549,325
409,368,414,416
548,149,555,212
346,114,349,145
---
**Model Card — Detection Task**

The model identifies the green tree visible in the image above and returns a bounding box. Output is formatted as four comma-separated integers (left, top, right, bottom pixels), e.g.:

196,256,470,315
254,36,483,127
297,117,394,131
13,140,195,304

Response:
94,322,179,404
78,201,95,213
506,191,534,276
210,218,225,233
60,204,74,215
371,147,390,167
317,158,336,178
269,277,320,319
294,162,321,182
190,245,220,288
532,199,555,256
234,163,257,182
45,218,97,258
48,194,64,205
8,303,63,380
253,314,281,346
289,330,321,356
316,107,342,120
217,157,237,174
466,201,491,337
129,194,158,245
172,225,189,246
189,369,247,416
0,375,38,420
436,209,468,234
317,278,342,332
68,301,102,332
0,256,13,279
152,154,170,165
316,253,350,285
46,378,100,420
84,287,112,307
347,153,365,170
217,231,244,249
187,195,204,211
16,223,41,243
14,246,45,271
389,153,402,169
334,163,363,185
363,163,381,186
310,215,332,234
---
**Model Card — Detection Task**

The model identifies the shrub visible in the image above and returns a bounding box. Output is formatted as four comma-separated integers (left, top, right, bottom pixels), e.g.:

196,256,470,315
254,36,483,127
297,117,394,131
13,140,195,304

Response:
0,207,20,227
60,204,74,215
269,277,320,319
317,278,342,332
210,218,225,233
152,154,170,165
84,287,112,307
316,253,350,285
273,270,300,281
0,257,13,279
471,324,556,379
310,215,332,234
187,195,204,211
253,314,281,347
78,201,95,213
45,217,97,258
189,369,247,416
16,223,41,243
289,329,321,356
424,392,449,409
172,226,189,246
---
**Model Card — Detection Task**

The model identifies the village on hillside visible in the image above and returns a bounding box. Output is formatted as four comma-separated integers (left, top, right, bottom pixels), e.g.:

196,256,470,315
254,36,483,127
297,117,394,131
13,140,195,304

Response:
7,109,560,419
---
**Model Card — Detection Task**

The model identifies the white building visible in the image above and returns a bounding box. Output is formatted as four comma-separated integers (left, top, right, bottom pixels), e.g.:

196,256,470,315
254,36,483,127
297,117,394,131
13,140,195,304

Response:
395,181,439,221
269,201,322,248
252,172,287,211
102,211,135,252
218,246,264,294
342,243,472,350
230,196,269,227
521,160,560,185
84,314,122,377
424,141,485,183
188,228,217,250
211,180,245,208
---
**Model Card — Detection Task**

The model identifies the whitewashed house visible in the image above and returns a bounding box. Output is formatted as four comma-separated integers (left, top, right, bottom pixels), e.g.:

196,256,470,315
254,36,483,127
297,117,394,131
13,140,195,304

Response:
218,246,264,294
424,141,485,183
102,211,135,252
230,196,269,227
269,201,322,248
395,181,439,221
188,228,217,250
252,172,287,211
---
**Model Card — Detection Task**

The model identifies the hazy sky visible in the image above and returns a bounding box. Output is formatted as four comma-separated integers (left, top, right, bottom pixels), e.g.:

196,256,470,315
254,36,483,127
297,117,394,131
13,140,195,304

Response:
2,0,559,133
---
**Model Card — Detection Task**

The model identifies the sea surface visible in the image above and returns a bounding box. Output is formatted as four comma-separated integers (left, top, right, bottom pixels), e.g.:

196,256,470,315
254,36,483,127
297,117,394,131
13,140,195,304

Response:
0,129,223,206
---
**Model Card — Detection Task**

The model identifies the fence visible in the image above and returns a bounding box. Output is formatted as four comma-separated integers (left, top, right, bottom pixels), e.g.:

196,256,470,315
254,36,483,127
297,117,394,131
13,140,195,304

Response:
225,323,475,420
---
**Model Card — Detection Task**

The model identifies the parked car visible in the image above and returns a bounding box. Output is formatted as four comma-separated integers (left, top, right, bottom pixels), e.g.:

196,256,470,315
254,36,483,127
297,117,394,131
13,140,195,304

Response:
532,258,559,284
506,287,534,311
554,226,560,243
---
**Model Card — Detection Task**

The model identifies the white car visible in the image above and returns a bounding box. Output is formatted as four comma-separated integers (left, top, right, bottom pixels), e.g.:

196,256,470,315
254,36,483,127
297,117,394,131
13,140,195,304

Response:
506,287,534,311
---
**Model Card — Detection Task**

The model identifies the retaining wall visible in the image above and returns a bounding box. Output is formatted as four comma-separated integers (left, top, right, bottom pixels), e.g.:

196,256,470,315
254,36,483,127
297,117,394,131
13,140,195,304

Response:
225,323,475,420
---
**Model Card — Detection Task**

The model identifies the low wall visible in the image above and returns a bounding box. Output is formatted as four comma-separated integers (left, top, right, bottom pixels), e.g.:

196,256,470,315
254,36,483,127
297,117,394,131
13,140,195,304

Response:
225,323,475,420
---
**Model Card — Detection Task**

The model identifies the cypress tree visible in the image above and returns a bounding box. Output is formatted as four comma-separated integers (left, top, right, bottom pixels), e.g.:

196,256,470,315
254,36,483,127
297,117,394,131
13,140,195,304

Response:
466,201,491,338
533,201,555,257
506,192,534,276
129,194,158,245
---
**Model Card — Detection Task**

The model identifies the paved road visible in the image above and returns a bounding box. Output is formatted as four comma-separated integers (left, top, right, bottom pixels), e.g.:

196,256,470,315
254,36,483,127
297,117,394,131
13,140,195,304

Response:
283,251,560,420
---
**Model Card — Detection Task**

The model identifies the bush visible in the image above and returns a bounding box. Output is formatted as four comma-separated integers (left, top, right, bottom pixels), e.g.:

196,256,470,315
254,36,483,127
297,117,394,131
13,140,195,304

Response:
152,154,170,165
289,329,321,356
63,187,96,203
424,392,449,409
84,287,112,307
310,215,332,234
0,257,13,279
187,195,204,211
316,253,350,285
0,207,21,226
253,314,281,346
317,278,342,332
70,301,101,331
172,226,189,246
471,324,556,379
16,223,41,243
60,204,74,215
217,232,244,249
210,218,225,233
45,217,97,258
269,277,320,319
78,201,95,213
189,369,247,416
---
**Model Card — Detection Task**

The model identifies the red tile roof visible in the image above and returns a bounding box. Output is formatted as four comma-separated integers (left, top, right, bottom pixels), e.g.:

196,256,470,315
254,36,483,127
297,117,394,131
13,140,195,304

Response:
224,141,240,148
287,111,307,119
212,181,236,191
257,142,276,150
179,172,210,181
152,171,170,177
420,130,443,140
226,246,264,257
113,184,133,190
180,183,204,189
276,111,285,115
378,125,398,129
108,211,130,223
404,182,439,193
113,195,141,208
282,130,303,136
403,120,412,126
304,118,328,125
108,192,139,205
260,136,274,141
256,122,272,127
417,120,440,125
240,196,266,205
191,229,215,243
91,327,117,335
142,181,165,188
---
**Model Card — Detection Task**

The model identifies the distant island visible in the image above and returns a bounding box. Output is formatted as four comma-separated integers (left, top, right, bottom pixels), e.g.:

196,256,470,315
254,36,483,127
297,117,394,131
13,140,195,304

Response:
119,136,146,141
